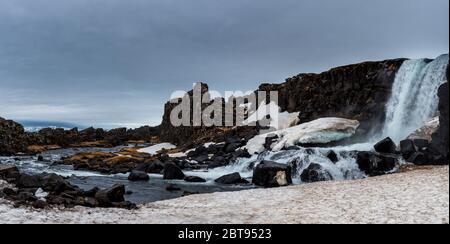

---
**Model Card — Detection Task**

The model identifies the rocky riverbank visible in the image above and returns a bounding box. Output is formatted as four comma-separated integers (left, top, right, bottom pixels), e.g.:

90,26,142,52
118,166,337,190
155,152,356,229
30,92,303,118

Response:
1,165,447,224
0,117,160,156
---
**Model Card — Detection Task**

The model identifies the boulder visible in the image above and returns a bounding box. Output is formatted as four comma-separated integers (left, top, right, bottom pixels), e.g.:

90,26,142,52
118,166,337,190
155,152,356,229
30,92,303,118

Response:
146,160,165,174
374,137,397,154
184,176,206,183
163,162,185,180
325,150,339,163
40,173,72,193
252,161,292,187
215,172,249,185
128,170,150,181
16,174,41,188
300,163,333,183
95,184,126,207
407,152,429,165
0,165,20,182
356,151,397,176
400,139,417,159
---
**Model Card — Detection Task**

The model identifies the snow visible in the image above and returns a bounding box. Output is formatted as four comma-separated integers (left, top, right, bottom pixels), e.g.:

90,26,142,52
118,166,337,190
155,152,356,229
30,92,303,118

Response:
137,143,177,155
244,101,300,130
34,188,48,201
1,166,448,224
245,117,360,154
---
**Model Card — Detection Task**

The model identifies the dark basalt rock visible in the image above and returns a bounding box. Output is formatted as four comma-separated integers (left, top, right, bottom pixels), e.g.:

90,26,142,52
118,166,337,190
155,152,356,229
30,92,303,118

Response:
407,152,429,165
94,184,126,207
184,176,207,183
146,160,165,174
163,162,185,180
356,151,397,176
215,172,249,185
0,164,20,183
264,134,279,151
325,150,339,163
0,117,27,155
300,163,333,183
128,170,150,181
374,137,397,154
252,161,292,188
430,82,449,164
400,139,417,159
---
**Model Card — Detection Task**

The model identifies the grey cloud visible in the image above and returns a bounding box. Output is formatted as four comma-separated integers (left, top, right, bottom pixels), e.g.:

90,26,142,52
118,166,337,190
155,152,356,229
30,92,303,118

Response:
0,0,448,127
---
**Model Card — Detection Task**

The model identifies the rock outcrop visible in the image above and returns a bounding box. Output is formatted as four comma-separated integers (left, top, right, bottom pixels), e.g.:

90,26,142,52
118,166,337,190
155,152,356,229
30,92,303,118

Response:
159,59,406,147
0,117,27,155
0,117,160,156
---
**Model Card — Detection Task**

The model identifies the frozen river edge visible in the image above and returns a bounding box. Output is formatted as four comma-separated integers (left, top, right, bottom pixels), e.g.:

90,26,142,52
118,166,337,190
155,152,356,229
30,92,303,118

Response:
1,165,448,224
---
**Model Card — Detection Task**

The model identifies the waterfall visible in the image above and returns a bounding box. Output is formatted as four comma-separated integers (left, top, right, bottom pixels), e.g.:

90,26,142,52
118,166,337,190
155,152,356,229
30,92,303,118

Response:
197,54,449,183
382,54,449,143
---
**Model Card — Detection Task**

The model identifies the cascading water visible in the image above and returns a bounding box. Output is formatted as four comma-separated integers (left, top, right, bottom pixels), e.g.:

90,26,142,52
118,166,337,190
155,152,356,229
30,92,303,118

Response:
382,54,449,143
198,54,449,183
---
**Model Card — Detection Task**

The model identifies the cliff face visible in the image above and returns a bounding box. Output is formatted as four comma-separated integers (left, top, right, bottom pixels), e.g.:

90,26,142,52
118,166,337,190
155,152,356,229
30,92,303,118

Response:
160,59,406,146
258,59,406,135
430,79,449,163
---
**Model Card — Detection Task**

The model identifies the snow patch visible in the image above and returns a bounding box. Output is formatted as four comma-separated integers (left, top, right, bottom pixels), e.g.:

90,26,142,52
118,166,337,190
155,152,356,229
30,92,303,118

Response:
138,143,177,155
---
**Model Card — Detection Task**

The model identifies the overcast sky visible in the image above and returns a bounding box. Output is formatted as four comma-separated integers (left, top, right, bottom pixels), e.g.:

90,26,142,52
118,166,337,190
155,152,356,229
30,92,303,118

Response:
0,0,448,128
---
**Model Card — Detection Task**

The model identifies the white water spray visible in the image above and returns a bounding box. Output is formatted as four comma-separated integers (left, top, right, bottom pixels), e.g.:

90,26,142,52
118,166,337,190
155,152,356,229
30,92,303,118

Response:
382,54,449,143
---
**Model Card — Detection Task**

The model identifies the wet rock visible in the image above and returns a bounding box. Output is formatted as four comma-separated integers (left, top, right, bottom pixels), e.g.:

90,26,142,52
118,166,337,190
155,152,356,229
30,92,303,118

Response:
215,172,249,185
356,151,397,176
94,184,126,207
252,161,292,187
163,162,185,180
374,137,397,154
128,170,150,181
326,150,339,163
407,152,429,165
300,163,333,183
184,176,207,183
146,159,165,174
400,139,417,159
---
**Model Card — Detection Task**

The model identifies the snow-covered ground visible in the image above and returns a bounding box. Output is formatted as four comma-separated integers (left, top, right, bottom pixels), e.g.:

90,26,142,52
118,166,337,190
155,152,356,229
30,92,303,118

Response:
1,165,448,224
